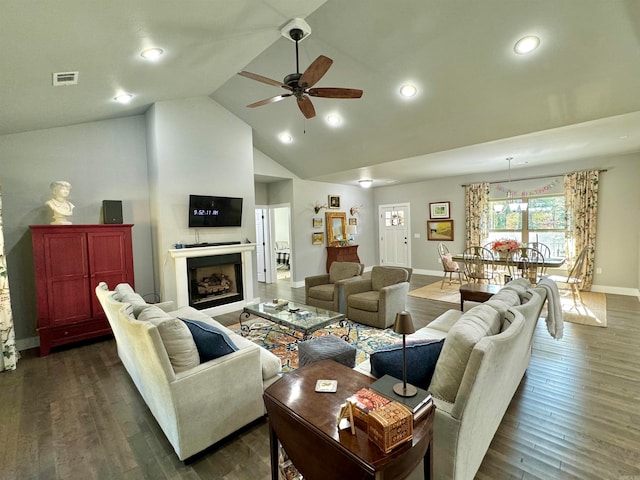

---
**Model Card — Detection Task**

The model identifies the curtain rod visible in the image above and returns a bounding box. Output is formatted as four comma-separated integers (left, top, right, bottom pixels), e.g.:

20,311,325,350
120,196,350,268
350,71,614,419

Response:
460,168,607,187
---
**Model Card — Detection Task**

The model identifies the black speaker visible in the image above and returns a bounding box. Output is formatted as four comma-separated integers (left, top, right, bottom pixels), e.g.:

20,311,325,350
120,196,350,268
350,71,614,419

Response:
103,200,123,224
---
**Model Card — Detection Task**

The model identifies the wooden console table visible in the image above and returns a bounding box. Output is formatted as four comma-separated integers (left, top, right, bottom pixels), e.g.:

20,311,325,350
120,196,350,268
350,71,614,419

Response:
459,283,501,311
263,360,434,480
326,245,360,272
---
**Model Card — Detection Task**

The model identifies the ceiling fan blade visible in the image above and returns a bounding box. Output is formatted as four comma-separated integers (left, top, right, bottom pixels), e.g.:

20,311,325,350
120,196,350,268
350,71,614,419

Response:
238,71,291,90
299,55,333,88
307,87,363,99
297,96,316,119
247,94,292,108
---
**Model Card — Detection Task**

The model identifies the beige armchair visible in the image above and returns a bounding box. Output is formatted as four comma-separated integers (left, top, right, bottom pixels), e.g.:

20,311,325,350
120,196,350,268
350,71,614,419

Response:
344,266,410,328
305,261,364,313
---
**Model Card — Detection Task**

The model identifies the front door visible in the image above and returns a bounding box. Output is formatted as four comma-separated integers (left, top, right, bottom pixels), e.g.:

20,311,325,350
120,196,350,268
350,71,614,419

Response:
378,203,411,267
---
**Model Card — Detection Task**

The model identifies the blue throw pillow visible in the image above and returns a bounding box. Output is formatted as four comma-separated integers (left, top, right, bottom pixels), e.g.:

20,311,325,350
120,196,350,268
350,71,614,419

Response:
179,318,238,363
370,339,444,390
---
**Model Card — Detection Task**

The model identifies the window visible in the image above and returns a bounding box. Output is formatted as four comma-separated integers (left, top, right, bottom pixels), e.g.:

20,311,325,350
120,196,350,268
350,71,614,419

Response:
487,195,566,256
384,209,405,227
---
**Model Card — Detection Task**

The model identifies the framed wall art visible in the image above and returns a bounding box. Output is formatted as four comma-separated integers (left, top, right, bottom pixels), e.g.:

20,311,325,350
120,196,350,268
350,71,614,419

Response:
348,217,357,226
313,217,323,228
429,201,450,219
328,195,341,209
427,219,454,241
312,232,324,245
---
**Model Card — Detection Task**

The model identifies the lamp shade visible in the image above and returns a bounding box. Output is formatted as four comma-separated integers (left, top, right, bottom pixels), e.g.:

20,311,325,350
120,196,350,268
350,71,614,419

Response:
393,311,415,335
346,225,357,235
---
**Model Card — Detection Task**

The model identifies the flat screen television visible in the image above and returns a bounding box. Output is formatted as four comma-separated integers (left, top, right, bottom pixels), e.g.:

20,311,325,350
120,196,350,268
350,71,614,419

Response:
188,195,243,228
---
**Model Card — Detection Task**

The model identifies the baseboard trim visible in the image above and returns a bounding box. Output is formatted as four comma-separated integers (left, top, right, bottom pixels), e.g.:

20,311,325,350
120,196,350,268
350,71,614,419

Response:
16,336,39,352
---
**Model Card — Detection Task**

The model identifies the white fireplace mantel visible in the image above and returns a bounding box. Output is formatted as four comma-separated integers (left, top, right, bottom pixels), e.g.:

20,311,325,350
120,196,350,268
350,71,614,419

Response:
169,243,257,316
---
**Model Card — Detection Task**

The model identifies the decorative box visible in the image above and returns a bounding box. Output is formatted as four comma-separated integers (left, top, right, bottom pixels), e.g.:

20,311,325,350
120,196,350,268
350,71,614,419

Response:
346,387,390,428
366,401,413,453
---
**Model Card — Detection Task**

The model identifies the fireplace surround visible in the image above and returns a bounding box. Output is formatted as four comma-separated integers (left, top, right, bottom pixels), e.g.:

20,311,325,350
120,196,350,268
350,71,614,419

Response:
169,243,257,316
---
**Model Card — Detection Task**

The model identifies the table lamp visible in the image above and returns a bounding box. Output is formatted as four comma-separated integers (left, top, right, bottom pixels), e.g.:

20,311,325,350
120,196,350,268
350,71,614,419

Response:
346,224,357,244
392,311,417,397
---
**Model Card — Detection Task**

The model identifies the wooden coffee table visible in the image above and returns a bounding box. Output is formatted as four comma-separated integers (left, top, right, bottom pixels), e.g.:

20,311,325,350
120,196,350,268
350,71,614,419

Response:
263,360,435,480
459,283,501,311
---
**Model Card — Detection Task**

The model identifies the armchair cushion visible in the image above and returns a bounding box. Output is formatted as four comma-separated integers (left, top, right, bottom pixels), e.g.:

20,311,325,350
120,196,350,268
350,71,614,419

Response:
309,283,336,302
370,339,445,390
371,266,408,291
348,291,380,312
329,261,364,283
180,318,239,362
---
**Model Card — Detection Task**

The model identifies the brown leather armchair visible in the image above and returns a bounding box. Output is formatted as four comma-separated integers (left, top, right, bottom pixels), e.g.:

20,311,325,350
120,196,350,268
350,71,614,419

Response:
305,262,364,313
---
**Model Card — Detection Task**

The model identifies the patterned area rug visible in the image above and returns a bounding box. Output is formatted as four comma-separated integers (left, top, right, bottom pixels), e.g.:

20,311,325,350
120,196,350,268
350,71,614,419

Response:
230,319,401,372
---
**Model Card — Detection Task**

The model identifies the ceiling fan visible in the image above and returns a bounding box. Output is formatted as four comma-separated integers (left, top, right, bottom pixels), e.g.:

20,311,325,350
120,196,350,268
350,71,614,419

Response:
238,27,363,119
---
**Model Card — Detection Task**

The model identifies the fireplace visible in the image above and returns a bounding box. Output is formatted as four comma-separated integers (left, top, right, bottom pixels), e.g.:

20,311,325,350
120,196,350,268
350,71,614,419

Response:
187,254,243,310
169,243,257,317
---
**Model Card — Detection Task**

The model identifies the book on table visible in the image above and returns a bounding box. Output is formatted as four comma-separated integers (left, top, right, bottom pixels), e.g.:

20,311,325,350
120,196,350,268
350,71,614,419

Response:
369,374,432,414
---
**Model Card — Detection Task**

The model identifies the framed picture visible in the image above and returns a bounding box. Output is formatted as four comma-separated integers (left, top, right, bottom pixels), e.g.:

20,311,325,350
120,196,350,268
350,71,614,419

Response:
313,217,323,228
427,220,454,241
429,201,450,219
312,232,324,245
328,195,341,209
348,217,357,226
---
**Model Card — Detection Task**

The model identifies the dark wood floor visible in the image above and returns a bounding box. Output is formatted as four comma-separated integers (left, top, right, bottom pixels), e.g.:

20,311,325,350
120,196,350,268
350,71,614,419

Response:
1,274,639,479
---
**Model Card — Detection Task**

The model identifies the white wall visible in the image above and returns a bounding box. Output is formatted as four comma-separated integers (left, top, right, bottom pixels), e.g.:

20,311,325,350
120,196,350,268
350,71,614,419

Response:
145,96,256,302
0,116,155,344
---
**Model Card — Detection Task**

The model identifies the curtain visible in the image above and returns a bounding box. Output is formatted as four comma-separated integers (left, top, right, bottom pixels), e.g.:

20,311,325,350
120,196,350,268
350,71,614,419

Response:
0,187,18,371
564,170,599,290
464,182,490,248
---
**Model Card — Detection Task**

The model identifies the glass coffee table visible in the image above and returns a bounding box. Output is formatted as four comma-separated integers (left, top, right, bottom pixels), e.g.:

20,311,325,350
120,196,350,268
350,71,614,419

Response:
240,299,349,342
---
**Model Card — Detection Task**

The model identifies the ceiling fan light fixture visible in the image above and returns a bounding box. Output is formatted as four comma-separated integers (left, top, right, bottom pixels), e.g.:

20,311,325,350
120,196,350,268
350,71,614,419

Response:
359,179,373,188
141,48,164,60
400,84,417,97
114,93,133,104
278,132,293,144
326,113,342,126
514,35,540,55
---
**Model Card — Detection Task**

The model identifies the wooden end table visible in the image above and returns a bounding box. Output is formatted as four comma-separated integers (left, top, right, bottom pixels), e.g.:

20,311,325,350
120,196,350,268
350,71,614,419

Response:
263,360,434,480
458,283,501,311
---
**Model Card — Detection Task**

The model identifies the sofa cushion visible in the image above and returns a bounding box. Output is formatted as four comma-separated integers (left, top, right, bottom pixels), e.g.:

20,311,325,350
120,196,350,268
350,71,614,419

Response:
137,305,171,322
229,333,282,381
180,318,239,362
142,310,200,373
370,339,444,390
429,304,501,403
484,288,521,316
119,291,151,316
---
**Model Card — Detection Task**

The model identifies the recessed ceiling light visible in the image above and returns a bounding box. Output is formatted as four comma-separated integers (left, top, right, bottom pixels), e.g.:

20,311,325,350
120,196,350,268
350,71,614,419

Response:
514,35,540,55
326,113,342,126
278,132,293,144
359,179,373,188
141,48,164,60
399,84,417,97
114,93,133,104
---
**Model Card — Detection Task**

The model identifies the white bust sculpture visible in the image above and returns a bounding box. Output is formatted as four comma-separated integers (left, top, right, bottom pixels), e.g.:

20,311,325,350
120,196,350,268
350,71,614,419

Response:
46,180,74,225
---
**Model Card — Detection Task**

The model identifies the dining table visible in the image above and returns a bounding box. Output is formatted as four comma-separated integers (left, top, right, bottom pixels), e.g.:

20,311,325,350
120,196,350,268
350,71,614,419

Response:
451,253,566,268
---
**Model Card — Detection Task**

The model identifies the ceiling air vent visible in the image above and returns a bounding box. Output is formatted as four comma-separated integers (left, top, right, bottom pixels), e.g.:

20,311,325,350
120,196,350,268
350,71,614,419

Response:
52,71,79,86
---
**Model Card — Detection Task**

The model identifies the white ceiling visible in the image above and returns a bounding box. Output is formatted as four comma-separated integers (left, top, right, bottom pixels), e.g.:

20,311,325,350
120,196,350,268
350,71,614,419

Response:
3,0,640,186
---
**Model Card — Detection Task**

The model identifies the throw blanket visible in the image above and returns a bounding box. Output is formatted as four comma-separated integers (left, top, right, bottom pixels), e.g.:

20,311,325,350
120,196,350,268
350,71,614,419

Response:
276,250,290,268
538,277,563,340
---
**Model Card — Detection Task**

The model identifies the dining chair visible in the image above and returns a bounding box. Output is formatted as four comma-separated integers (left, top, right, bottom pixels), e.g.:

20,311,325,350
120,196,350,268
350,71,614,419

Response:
508,246,545,284
548,246,589,309
528,242,551,261
462,246,499,284
437,242,464,289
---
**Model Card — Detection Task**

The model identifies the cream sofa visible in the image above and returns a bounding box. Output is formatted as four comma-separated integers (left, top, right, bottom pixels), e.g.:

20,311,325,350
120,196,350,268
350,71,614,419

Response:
356,278,550,480
95,282,282,461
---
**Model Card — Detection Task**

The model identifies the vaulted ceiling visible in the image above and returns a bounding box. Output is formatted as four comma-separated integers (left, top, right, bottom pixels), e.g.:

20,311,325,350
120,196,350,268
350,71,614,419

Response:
3,0,640,186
